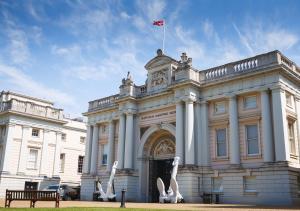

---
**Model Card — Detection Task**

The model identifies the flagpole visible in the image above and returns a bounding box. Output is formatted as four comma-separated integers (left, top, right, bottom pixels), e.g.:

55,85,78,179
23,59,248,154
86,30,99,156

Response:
163,19,165,54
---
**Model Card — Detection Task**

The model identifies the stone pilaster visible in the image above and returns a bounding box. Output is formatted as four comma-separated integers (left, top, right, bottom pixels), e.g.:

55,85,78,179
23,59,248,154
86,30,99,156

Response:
175,101,184,165
261,90,275,162
271,88,289,161
229,95,240,165
39,129,50,176
124,112,134,169
117,113,126,169
1,123,15,174
185,99,195,165
200,101,210,166
17,125,30,175
53,131,62,177
90,124,99,175
83,125,92,174
107,120,115,171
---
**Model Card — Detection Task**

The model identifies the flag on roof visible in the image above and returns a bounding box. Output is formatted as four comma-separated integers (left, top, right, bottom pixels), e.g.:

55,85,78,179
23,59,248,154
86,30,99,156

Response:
153,20,164,26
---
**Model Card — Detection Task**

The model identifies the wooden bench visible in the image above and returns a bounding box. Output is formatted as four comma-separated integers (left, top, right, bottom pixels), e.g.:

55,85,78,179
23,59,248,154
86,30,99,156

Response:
5,189,60,208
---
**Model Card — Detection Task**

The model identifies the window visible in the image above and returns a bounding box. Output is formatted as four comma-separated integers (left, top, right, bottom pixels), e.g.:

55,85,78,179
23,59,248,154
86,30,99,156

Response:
212,177,223,192
216,129,227,157
297,176,300,192
27,148,38,169
61,133,66,142
59,153,65,173
32,128,39,137
246,125,259,155
288,122,296,155
286,92,293,107
77,156,84,173
214,102,226,114
102,144,108,165
80,136,85,144
244,95,257,109
244,176,256,192
102,125,107,133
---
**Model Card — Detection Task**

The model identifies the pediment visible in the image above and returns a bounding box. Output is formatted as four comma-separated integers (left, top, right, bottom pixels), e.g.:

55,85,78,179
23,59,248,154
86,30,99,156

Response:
145,55,177,70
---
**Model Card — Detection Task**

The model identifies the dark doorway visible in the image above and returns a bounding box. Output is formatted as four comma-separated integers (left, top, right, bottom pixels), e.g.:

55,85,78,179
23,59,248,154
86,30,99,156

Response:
24,181,38,190
149,159,173,202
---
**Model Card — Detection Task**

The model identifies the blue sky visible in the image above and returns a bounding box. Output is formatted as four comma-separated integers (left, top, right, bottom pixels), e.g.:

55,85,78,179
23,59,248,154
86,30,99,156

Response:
0,0,299,117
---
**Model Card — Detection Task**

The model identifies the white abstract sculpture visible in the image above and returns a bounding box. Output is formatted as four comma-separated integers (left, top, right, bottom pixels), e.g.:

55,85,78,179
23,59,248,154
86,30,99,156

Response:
157,156,184,203
96,161,118,201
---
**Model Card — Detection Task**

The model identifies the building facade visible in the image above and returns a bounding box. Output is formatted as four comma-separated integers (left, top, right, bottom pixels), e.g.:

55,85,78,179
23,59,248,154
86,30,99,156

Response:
81,50,300,205
0,91,86,197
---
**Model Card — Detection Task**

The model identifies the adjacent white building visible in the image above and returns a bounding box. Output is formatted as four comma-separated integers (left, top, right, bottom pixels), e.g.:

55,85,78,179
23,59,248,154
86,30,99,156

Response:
81,49,300,205
0,91,86,197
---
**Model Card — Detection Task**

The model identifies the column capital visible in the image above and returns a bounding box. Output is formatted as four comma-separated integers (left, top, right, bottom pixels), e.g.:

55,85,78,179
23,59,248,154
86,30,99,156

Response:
227,93,237,100
22,125,31,129
270,84,285,93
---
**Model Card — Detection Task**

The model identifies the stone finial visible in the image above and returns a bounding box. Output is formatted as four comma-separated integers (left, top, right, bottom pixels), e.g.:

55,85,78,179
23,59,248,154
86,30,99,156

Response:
157,49,163,56
127,71,132,81
181,52,188,62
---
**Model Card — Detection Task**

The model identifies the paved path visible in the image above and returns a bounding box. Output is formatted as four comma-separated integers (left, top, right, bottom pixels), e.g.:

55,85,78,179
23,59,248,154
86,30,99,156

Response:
1,200,299,210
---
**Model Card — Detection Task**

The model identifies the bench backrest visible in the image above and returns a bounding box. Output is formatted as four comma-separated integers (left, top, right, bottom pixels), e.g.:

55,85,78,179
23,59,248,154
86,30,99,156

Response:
6,190,59,201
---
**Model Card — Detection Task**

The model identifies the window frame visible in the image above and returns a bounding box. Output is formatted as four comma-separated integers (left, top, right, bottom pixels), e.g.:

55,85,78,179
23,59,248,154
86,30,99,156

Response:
31,128,40,138
214,101,226,115
286,92,293,108
61,133,67,142
215,128,227,158
77,156,84,174
288,121,296,155
27,148,38,170
243,95,257,110
212,177,223,193
243,176,257,193
59,153,65,173
101,144,108,165
245,124,260,156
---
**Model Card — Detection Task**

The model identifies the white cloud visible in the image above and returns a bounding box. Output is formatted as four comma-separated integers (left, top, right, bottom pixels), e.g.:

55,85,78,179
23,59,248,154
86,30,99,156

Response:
202,19,214,39
136,0,166,22
233,23,254,55
0,63,75,106
120,11,130,20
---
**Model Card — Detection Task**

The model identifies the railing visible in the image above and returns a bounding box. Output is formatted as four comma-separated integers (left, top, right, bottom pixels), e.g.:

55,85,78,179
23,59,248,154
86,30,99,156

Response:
135,85,147,96
88,94,119,112
0,99,63,120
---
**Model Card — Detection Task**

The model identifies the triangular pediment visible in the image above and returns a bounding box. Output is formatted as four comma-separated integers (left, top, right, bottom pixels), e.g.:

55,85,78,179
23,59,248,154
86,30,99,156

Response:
145,55,177,70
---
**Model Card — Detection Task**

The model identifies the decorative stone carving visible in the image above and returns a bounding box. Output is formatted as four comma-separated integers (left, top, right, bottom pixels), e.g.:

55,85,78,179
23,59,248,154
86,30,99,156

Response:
150,70,168,88
153,139,175,157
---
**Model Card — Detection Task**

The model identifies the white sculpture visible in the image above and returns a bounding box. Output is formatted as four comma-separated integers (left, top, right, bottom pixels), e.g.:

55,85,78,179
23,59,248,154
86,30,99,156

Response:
95,161,118,201
157,156,184,203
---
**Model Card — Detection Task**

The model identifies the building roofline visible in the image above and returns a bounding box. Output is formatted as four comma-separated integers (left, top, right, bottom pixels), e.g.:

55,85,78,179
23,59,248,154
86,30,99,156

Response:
0,90,54,105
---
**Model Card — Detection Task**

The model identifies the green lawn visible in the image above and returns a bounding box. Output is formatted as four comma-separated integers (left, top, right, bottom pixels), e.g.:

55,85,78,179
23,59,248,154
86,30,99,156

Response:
0,208,174,211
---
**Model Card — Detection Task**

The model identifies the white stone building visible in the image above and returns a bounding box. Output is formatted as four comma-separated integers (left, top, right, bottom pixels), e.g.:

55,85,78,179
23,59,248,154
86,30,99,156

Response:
81,50,300,205
0,91,86,197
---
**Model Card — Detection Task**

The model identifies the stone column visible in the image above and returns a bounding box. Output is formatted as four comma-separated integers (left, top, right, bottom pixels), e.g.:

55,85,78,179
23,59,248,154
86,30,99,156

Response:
194,102,201,166
296,97,300,163
39,129,50,176
53,132,62,177
83,125,92,174
261,90,275,162
107,120,115,171
175,101,184,165
90,124,99,175
17,125,30,175
1,123,15,173
124,113,134,169
185,99,195,165
117,113,126,169
272,88,289,161
229,95,240,165
200,102,210,166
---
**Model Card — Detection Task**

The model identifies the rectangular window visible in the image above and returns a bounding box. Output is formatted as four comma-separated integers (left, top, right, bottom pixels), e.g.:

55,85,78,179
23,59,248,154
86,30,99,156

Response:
32,128,39,137
102,144,108,165
80,136,85,144
212,177,223,192
214,102,226,114
244,95,257,109
61,133,66,142
288,122,296,155
27,148,38,169
60,153,65,173
246,125,259,155
216,129,227,157
286,92,293,107
77,156,84,173
297,176,300,192
244,176,256,192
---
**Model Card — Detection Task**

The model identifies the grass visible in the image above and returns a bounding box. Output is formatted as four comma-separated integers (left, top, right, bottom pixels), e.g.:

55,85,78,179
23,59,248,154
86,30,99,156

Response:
0,208,174,211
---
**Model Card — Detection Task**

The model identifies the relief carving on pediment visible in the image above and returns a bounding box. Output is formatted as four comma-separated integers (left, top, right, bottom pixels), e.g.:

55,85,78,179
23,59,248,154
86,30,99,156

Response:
150,70,168,88
153,139,175,157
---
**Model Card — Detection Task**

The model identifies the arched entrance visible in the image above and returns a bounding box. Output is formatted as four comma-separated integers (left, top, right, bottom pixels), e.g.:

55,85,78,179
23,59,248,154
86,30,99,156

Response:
137,124,176,202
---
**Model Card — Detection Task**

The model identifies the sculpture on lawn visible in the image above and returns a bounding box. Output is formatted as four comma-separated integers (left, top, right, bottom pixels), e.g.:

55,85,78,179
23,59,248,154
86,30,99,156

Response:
95,161,118,201
156,156,184,203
